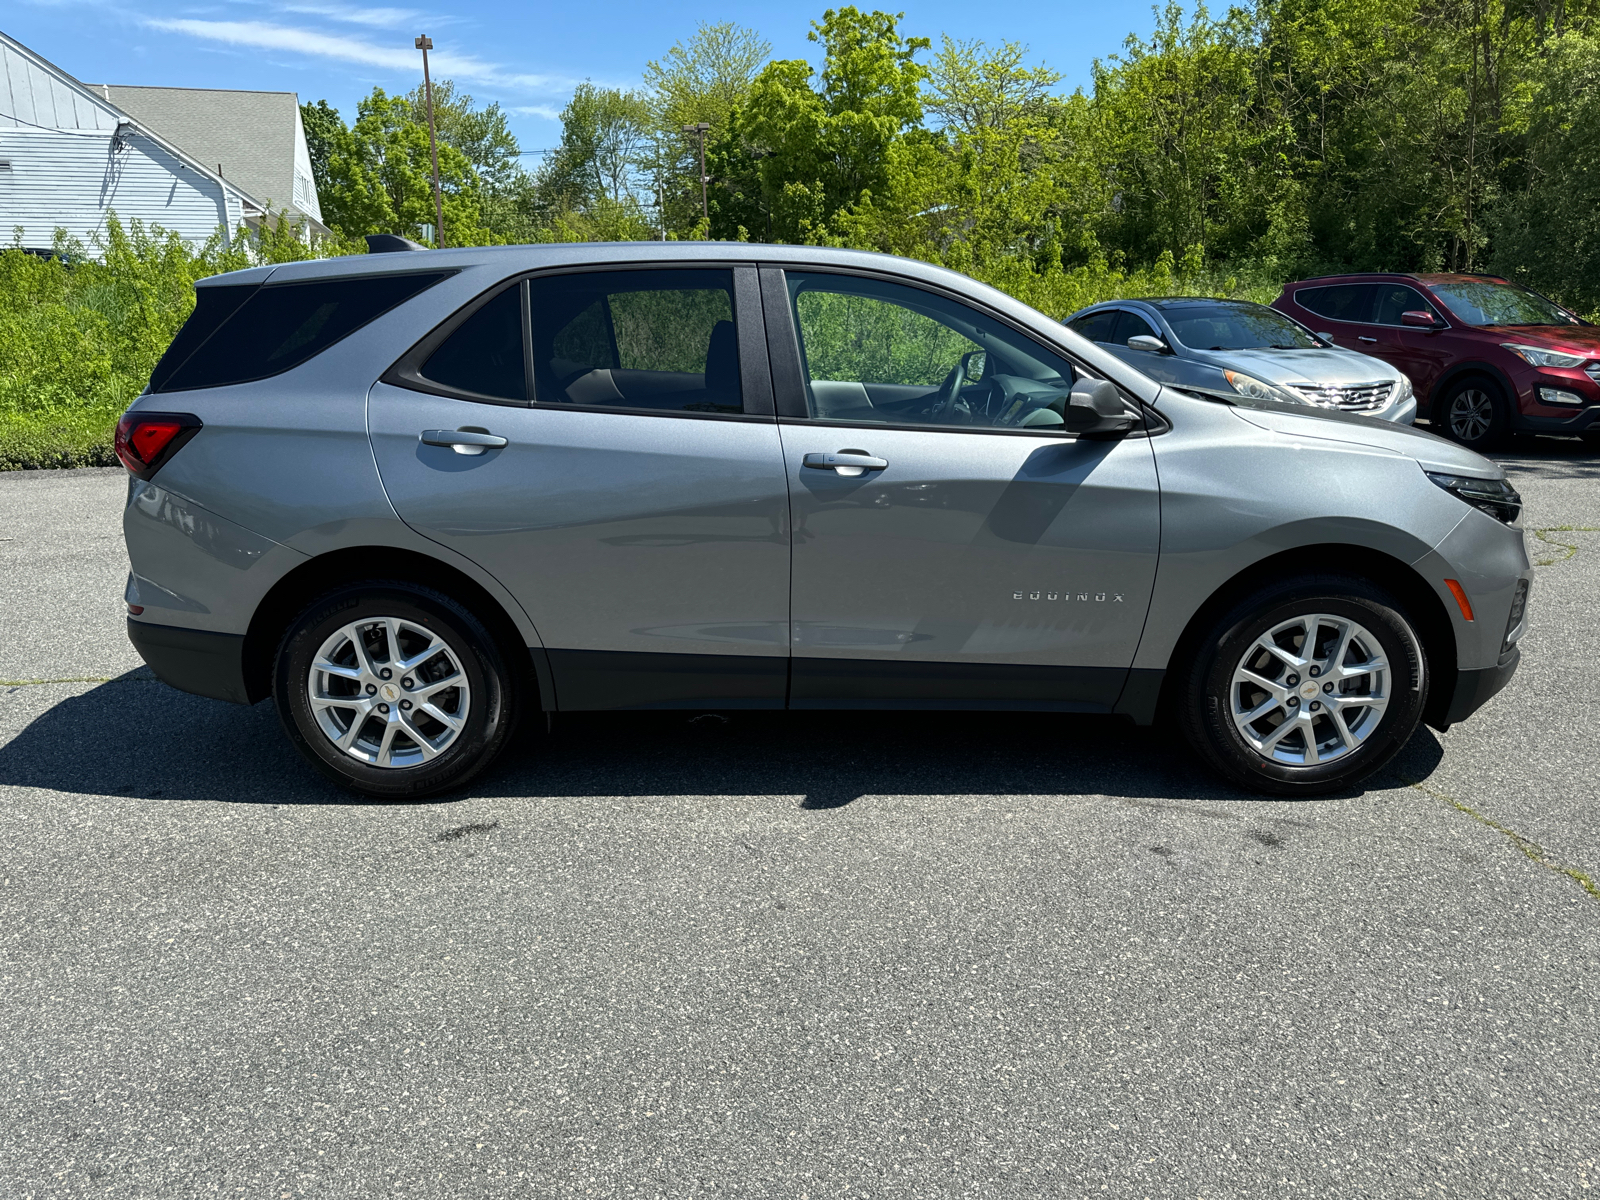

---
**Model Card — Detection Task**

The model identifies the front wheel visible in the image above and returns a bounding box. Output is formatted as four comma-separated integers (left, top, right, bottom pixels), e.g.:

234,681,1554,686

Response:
274,581,518,798
1178,576,1428,796
1438,376,1510,450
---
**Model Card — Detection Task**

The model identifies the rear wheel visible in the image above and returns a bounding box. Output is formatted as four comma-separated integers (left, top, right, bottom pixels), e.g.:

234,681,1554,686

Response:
1438,376,1510,450
274,581,517,798
1178,575,1428,796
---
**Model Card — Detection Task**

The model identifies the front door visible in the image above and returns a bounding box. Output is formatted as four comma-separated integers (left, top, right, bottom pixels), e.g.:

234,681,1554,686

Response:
1368,282,1454,406
369,266,792,710
768,268,1161,710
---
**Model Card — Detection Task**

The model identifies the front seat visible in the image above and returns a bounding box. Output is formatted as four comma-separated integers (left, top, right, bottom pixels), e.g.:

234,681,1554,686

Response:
704,320,739,410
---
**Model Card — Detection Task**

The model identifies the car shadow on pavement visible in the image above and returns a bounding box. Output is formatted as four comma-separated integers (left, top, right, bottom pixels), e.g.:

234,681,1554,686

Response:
0,670,1445,809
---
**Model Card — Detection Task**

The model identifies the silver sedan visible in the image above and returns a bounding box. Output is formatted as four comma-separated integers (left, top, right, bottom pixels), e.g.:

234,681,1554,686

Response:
1065,297,1418,423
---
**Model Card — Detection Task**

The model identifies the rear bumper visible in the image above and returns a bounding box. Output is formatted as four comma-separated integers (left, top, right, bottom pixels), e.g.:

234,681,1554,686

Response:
127,619,253,705
1438,645,1520,728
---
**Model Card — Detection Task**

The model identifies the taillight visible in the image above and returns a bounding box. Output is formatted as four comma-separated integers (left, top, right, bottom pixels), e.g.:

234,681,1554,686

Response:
115,411,202,480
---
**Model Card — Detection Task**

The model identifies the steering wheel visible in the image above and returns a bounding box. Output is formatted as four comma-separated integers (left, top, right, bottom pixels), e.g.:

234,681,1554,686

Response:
927,361,966,420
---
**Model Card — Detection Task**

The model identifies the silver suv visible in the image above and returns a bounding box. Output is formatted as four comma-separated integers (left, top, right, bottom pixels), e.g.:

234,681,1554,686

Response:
118,243,1530,798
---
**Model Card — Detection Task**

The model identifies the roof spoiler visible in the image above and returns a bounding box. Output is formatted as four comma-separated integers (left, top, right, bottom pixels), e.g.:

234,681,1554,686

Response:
366,234,428,254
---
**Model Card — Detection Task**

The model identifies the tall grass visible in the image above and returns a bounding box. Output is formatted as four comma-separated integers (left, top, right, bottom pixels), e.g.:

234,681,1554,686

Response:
0,215,344,469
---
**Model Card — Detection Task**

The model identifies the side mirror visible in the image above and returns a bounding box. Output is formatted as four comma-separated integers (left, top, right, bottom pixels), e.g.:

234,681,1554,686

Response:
1401,310,1438,328
961,349,986,383
1065,378,1136,437
1316,331,1335,343
1126,334,1169,353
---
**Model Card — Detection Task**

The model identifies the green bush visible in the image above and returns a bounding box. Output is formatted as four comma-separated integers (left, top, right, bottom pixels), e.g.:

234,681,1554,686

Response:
0,215,355,470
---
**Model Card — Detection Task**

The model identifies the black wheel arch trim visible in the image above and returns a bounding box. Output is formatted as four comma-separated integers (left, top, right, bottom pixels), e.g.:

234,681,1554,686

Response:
1427,361,1518,415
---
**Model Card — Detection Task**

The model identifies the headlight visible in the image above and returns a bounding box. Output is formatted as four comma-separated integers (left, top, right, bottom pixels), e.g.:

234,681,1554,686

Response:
1394,374,1415,403
1425,471,1522,525
1501,343,1588,368
1224,369,1292,402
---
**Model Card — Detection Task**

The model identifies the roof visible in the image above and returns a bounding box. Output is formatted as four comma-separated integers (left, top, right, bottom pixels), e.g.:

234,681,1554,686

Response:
91,84,323,230
1285,272,1512,287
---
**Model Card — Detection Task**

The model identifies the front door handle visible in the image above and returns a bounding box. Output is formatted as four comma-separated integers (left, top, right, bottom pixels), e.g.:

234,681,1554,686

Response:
1358,336,1378,343
421,428,509,456
803,450,888,477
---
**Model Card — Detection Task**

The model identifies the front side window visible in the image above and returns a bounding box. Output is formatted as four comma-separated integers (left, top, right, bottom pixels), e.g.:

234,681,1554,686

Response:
788,272,1083,432
529,269,744,414
1295,284,1374,324
1426,280,1581,328
1165,302,1320,350
1112,310,1161,344
1068,310,1117,343
1371,285,1441,327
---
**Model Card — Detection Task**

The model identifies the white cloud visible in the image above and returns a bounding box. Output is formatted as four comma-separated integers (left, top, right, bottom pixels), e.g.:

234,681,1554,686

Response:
281,4,426,30
143,17,577,94
510,104,562,120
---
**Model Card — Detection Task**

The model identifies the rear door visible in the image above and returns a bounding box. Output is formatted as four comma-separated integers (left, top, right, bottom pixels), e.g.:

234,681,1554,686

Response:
1290,283,1375,353
369,265,792,710
1368,282,1453,401
766,267,1161,711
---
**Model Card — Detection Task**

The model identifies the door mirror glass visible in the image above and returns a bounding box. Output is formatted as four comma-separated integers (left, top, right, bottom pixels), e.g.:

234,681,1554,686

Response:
1126,334,1168,353
1065,378,1136,437
1401,310,1437,328
962,350,987,382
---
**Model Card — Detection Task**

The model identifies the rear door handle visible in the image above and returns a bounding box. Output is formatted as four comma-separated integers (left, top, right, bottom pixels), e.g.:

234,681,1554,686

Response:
421,428,509,456
803,450,887,477
1357,336,1378,343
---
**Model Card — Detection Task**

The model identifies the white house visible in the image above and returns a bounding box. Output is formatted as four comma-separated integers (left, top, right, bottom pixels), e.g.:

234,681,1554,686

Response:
0,30,326,253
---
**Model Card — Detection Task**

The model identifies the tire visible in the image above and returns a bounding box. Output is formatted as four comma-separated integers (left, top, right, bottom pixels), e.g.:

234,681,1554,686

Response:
1438,376,1511,451
274,581,518,798
1177,575,1428,797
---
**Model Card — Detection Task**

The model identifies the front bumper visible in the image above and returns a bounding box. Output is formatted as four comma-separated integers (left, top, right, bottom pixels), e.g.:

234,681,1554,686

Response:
127,618,253,705
1438,645,1520,728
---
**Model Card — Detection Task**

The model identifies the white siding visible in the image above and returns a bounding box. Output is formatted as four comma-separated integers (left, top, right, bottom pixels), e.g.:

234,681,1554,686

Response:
290,103,322,223
0,127,232,249
0,39,120,131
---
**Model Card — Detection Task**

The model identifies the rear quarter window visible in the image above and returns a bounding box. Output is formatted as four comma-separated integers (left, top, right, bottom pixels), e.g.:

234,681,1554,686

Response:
151,271,451,393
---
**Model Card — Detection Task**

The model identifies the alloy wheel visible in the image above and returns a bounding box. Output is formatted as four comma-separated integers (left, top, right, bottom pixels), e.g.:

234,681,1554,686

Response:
307,617,470,768
1229,612,1390,766
1448,388,1494,442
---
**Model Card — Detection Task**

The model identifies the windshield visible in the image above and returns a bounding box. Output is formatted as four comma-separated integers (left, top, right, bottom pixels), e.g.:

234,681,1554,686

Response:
1163,303,1322,350
1428,280,1581,327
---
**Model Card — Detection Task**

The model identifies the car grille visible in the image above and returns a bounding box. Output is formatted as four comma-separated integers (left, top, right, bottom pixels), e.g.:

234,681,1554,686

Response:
1585,363,1600,385
1284,381,1396,412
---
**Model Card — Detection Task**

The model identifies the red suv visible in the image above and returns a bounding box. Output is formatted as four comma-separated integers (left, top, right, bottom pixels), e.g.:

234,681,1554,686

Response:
1271,273,1600,450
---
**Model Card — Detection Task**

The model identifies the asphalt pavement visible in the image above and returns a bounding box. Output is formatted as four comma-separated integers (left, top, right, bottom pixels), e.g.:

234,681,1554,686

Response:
2,448,1597,1198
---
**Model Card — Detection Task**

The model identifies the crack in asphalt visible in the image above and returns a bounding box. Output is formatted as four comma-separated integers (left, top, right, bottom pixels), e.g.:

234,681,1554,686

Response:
1532,525,1600,567
1408,780,1600,903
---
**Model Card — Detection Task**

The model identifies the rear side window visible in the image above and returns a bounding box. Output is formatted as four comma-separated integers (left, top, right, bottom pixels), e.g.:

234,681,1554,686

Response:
419,284,527,402
153,271,449,392
1295,284,1374,323
529,269,744,414
1068,310,1117,343
1372,284,1441,326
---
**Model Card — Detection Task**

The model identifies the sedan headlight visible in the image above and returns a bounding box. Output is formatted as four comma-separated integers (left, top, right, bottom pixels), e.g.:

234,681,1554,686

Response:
1425,471,1522,525
1501,343,1589,368
1224,369,1294,402
1394,374,1415,404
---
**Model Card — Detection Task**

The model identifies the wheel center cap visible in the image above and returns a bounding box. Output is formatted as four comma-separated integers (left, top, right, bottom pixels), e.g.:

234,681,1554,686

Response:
1301,682,1319,700
379,683,400,703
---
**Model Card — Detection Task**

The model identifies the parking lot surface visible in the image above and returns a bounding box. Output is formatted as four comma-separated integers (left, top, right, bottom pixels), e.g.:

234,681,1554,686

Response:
2,450,1598,1198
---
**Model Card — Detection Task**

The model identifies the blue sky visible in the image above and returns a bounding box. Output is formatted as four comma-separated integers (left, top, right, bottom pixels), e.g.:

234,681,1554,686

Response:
6,0,1161,156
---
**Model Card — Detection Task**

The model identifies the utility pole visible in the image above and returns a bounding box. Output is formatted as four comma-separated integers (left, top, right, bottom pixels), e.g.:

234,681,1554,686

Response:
681,122,711,231
656,178,667,241
415,34,446,248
